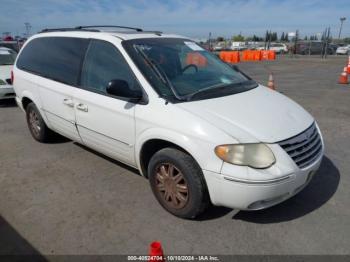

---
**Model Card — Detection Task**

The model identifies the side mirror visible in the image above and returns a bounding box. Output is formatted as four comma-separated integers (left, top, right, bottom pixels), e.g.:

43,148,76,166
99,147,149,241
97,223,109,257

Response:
106,79,143,103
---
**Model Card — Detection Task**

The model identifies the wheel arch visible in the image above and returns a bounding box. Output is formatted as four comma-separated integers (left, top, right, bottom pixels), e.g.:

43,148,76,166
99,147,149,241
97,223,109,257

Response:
22,96,33,110
20,90,39,110
139,138,194,178
136,129,207,178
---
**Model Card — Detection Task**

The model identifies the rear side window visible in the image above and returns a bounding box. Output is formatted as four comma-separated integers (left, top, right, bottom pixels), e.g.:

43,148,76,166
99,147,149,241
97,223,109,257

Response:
16,37,89,86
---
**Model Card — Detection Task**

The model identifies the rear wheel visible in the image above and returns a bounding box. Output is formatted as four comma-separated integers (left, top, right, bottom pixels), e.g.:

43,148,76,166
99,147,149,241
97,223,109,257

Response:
26,102,55,142
148,148,209,219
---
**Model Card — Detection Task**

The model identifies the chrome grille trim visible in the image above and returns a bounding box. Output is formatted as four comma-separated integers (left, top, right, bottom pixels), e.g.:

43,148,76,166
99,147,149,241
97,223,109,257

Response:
286,129,318,153
289,134,320,158
278,123,323,169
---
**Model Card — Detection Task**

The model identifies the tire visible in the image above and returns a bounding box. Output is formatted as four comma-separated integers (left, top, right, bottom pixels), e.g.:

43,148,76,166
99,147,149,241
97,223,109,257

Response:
26,102,55,143
148,148,209,219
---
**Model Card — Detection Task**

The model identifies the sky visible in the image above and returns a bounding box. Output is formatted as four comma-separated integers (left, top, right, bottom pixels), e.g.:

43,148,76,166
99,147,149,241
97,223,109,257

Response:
0,0,349,39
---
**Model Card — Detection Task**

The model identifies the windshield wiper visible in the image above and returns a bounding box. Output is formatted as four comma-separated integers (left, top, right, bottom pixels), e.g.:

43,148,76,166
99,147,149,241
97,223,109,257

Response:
184,80,257,101
135,46,185,101
184,84,228,101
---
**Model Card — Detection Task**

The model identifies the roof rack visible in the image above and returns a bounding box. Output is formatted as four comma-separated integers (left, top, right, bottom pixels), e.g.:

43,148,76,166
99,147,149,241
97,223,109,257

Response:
40,28,99,33
39,25,162,35
136,30,162,35
75,25,143,32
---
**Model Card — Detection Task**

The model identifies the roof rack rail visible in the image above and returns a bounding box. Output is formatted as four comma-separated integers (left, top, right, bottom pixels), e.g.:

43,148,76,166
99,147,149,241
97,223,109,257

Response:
142,30,163,35
75,25,143,32
40,27,99,33
39,26,162,35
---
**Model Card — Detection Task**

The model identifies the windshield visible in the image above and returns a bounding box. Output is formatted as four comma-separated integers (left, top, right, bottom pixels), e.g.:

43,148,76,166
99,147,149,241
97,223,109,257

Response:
123,38,257,102
0,49,17,65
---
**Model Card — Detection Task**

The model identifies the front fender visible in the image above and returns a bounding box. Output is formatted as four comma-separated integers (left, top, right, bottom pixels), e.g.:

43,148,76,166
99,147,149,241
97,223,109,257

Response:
135,127,224,176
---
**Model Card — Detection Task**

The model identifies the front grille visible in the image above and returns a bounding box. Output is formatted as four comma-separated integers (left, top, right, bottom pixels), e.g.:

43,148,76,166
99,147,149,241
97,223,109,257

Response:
279,123,323,169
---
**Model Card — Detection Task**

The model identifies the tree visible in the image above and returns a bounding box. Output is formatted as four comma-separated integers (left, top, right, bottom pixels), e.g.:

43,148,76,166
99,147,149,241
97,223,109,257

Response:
265,30,270,42
271,32,278,41
280,32,285,42
252,35,263,41
232,34,244,41
285,33,289,42
304,36,308,40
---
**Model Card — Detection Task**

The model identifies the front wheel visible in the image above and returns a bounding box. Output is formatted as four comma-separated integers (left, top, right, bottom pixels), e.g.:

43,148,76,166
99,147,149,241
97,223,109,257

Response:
148,148,209,219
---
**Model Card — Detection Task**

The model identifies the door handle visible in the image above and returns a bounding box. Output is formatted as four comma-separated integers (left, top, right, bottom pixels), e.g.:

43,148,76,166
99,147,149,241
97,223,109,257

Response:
63,98,74,107
76,103,88,112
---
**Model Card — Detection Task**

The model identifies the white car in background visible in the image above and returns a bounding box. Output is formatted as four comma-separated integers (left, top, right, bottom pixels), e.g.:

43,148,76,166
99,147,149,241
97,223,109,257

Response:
257,43,288,54
269,43,288,54
0,47,16,100
336,45,350,55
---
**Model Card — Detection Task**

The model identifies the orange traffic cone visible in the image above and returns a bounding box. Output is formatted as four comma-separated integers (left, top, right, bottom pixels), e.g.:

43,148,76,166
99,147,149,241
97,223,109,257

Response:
347,56,350,74
267,73,275,90
338,67,349,84
148,241,165,262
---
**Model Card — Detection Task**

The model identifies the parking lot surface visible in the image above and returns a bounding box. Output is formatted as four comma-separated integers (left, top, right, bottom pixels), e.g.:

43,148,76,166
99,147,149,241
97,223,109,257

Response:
0,55,349,255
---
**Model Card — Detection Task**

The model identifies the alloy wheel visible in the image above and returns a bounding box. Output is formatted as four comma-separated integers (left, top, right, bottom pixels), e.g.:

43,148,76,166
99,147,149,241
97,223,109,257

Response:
154,163,189,209
28,110,41,138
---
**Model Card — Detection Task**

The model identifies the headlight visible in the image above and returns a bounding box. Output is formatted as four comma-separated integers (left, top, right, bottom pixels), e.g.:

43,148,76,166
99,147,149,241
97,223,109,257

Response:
215,143,275,169
0,79,6,85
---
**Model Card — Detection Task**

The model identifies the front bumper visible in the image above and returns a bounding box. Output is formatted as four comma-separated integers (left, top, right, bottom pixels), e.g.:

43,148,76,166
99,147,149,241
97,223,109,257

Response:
203,154,322,210
0,85,15,99
203,139,324,210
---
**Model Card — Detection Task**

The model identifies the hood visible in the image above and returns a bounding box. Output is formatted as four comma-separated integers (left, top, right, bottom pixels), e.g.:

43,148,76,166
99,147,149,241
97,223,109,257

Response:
0,65,12,82
177,85,314,143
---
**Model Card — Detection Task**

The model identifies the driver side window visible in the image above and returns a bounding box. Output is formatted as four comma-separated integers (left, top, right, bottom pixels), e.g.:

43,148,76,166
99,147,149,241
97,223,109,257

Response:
81,40,137,94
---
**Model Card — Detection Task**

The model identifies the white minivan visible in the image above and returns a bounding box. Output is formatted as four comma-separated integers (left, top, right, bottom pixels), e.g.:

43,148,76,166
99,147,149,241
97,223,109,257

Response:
13,26,324,218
